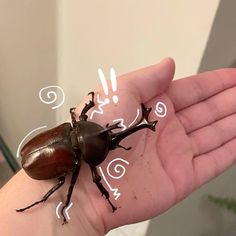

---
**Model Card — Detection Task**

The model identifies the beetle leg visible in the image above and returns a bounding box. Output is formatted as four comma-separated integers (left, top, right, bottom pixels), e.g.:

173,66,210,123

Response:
103,122,121,132
89,122,121,138
16,176,65,212
89,165,117,212
117,144,132,150
60,162,81,225
79,91,95,121
109,103,158,150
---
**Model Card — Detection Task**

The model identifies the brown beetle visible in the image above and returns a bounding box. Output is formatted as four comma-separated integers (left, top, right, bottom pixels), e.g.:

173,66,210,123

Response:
16,92,157,224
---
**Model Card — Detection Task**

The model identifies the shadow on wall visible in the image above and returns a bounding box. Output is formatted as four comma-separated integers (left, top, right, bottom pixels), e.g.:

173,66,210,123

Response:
198,0,236,72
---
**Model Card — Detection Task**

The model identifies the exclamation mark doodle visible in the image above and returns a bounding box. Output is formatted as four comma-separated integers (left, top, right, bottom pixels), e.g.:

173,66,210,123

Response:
98,68,110,104
90,68,119,120
110,67,119,104
98,67,119,104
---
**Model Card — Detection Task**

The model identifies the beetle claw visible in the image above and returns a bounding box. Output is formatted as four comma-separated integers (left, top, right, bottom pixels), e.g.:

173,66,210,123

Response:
62,217,68,225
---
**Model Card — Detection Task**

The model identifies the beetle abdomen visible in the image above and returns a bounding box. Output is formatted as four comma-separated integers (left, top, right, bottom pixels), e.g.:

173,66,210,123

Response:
21,123,76,180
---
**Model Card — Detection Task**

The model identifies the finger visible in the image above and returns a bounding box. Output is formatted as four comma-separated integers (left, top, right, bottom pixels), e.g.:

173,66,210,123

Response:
121,57,175,103
177,86,236,133
189,113,236,156
167,68,236,111
193,138,236,188
74,58,175,119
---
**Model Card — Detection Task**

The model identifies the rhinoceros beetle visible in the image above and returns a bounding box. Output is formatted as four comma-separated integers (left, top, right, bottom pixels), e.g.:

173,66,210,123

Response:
16,92,157,224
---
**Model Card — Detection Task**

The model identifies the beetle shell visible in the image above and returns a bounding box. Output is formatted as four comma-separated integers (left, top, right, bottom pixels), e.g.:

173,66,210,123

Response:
21,123,76,180
77,121,110,166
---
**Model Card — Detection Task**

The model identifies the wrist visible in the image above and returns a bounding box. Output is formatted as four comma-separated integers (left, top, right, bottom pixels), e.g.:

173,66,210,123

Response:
0,169,105,236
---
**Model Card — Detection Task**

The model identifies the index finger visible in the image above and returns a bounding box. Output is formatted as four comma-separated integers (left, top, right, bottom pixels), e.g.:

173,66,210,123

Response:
167,69,236,111
121,57,175,103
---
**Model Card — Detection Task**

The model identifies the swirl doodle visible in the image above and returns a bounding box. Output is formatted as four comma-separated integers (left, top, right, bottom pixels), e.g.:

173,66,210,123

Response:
39,86,65,109
107,158,130,179
99,158,129,200
154,102,167,117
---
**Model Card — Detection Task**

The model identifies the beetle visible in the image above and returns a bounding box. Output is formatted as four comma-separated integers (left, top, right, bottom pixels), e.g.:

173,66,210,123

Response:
16,92,157,224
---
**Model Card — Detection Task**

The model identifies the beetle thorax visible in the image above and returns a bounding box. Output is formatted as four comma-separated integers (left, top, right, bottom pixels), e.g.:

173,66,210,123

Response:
75,121,110,166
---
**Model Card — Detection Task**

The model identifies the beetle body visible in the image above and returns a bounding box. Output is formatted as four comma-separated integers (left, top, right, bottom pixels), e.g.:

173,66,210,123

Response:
76,120,110,166
17,92,157,224
21,120,110,180
21,123,76,180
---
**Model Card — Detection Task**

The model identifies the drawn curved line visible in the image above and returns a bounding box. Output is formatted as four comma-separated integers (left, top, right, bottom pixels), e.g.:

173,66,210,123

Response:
110,67,117,93
110,68,119,104
98,69,109,95
99,167,121,200
65,202,73,220
128,108,140,127
39,85,65,110
56,202,63,219
90,94,109,120
113,118,126,131
16,125,47,158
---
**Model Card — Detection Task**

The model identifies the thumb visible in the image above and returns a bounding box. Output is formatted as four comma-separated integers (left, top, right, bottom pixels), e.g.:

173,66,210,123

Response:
122,57,175,102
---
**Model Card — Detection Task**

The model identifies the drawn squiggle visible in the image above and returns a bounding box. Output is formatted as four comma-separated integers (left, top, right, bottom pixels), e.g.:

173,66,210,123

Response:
99,167,120,200
99,158,129,200
16,126,47,158
39,85,65,109
107,158,129,179
55,202,73,220
113,118,126,131
154,102,167,117
98,68,119,104
90,93,109,119
128,108,140,127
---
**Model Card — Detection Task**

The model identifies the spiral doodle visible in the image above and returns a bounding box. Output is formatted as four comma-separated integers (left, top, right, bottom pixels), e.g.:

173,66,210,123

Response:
154,102,167,118
39,86,65,109
107,158,129,179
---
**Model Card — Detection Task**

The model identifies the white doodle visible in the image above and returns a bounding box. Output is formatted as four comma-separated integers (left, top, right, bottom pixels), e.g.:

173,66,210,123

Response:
107,158,130,179
90,67,119,120
154,102,167,117
113,118,126,131
112,108,140,131
109,68,119,104
39,85,65,110
98,67,119,104
56,202,63,219
99,158,129,200
16,125,47,158
56,202,73,220
128,108,140,127
65,202,73,220
89,93,109,119
99,167,121,200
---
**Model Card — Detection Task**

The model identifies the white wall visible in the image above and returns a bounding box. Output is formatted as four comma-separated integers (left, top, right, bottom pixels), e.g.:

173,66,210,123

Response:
57,1,220,123
0,0,57,155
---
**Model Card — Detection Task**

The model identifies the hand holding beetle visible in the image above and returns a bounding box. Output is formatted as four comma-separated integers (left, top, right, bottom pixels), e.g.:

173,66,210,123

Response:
1,58,236,236
79,58,236,233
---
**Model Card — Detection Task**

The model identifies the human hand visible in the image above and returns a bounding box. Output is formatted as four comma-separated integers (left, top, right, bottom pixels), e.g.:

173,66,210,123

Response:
74,58,236,233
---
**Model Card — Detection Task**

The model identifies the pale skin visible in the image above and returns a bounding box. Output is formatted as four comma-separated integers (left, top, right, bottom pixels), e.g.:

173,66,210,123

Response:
0,58,236,236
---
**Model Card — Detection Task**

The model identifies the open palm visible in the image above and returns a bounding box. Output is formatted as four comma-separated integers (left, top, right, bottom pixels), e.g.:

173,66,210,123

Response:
75,58,236,232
